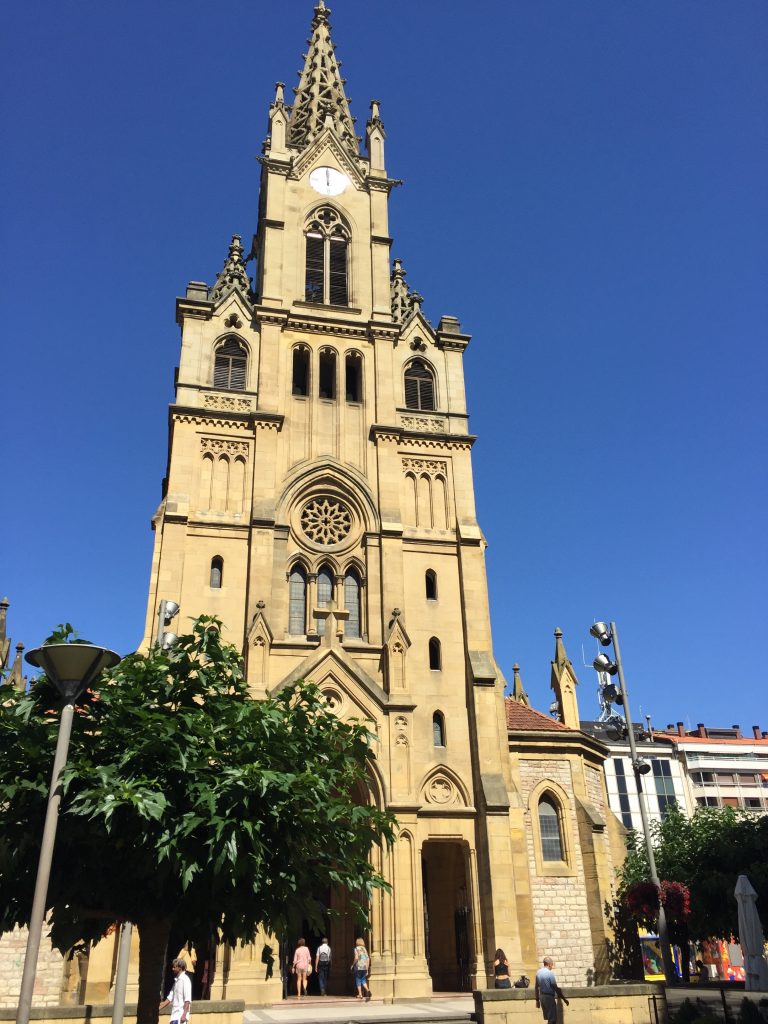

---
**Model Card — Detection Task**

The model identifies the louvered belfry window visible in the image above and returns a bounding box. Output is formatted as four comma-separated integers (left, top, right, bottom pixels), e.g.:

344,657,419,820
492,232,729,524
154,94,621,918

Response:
213,337,247,390
404,359,435,410
304,208,349,306
305,233,325,304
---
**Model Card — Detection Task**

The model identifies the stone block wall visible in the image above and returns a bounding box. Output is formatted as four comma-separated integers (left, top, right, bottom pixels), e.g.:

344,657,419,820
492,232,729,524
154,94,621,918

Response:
0,927,65,1008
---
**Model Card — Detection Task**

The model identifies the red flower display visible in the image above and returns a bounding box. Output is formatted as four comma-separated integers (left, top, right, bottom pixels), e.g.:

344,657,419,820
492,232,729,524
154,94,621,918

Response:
624,879,691,927
660,880,691,922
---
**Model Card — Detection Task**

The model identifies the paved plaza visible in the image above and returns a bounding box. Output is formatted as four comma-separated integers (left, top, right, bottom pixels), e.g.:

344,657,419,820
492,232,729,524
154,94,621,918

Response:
244,995,473,1024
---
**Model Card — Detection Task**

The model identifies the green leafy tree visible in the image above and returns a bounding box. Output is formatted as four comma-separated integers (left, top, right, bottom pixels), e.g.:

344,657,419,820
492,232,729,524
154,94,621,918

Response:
0,617,395,1023
618,807,768,941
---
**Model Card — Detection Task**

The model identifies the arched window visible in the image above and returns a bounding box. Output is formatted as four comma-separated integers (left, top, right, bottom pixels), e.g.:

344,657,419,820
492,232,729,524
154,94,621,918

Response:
428,637,441,671
345,352,362,402
319,348,337,399
213,337,247,390
404,359,435,411
304,208,349,306
210,556,223,589
538,797,564,862
316,564,334,636
292,346,310,396
425,569,437,600
433,711,445,747
288,565,307,635
344,569,361,638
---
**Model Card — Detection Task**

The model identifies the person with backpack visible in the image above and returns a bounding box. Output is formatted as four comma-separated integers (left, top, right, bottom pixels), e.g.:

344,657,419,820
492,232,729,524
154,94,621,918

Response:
351,937,371,1000
315,937,331,996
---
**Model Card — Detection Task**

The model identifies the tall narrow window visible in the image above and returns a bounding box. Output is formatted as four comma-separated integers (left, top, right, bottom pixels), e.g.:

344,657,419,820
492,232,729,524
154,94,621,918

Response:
428,637,441,671
292,347,310,396
425,569,437,600
328,231,348,305
433,711,445,747
288,565,307,635
345,352,362,402
210,556,223,589
319,349,337,399
404,359,435,410
316,565,334,636
213,337,247,390
304,208,350,306
344,569,361,638
538,797,564,862
305,232,325,303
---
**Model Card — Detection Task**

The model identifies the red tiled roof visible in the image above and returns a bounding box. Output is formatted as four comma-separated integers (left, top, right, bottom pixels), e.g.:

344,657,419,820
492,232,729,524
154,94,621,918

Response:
505,697,568,732
657,734,768,746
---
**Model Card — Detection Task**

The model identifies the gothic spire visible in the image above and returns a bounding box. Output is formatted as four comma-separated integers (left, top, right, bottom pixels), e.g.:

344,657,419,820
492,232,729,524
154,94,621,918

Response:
287,1,358,155
511,663,530,706
210,235,252,306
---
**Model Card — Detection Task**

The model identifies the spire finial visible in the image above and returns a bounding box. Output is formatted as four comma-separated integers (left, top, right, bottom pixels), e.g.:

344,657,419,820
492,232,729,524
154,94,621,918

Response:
287,0,358,155
209,234,252,307
511,663,530,706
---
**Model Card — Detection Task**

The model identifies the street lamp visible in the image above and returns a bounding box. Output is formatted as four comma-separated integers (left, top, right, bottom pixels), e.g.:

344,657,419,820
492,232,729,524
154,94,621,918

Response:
18,642,121,1024
588,620,677,986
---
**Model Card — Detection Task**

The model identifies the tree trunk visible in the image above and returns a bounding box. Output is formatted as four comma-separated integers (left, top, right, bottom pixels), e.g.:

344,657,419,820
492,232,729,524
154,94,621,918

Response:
137,915,172,1024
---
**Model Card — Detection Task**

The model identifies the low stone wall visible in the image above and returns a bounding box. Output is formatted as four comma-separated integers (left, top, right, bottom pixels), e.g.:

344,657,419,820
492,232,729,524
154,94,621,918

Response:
0,1001,245,1024
474,983,668,1024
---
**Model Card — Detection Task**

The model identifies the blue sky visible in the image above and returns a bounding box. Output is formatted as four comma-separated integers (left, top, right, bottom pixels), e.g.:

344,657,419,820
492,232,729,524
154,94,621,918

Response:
2,1,766,731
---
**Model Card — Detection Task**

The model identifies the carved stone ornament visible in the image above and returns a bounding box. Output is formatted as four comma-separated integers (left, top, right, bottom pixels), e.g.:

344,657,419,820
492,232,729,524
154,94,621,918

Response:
401,457,447,476
394,715,407,730
203,394,252,412
425,776,458,805
400,415,445,434
224,313,243,329
200,437,249,457
300,497,352,545
322,688,343,712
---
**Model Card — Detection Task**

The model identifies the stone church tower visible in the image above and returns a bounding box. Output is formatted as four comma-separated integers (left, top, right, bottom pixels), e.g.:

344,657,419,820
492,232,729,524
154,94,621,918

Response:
139,1,621,1003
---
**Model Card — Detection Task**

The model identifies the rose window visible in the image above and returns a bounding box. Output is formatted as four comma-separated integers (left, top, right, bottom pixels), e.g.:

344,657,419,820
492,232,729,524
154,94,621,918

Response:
300,498,352,545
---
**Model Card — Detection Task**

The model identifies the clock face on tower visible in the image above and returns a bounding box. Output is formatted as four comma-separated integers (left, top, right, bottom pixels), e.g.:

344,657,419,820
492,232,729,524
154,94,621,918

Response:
309,166,350,196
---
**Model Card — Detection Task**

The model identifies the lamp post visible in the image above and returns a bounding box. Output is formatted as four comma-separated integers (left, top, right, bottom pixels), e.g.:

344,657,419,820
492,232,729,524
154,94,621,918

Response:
589,620,677,986
156,600,179,649
18,643,121,1024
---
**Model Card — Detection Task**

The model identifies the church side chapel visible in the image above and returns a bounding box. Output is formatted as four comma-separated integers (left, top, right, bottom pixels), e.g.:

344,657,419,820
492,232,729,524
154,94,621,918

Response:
0,1,627,1008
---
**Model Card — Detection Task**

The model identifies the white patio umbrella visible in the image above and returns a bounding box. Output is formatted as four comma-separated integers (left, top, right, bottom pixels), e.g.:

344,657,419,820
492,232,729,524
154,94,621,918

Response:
735,874,768,991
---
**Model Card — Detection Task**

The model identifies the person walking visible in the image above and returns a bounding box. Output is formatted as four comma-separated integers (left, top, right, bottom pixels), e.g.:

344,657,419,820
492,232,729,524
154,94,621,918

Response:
535,956,568,1023
291,938,312,998
493,948,512,989
351,937,371,1000
159,957,192,1024
315,936,332,996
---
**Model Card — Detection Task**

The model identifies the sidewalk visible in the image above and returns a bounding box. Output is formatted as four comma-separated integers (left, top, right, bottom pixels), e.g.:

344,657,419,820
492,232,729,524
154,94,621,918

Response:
244,995,474,1024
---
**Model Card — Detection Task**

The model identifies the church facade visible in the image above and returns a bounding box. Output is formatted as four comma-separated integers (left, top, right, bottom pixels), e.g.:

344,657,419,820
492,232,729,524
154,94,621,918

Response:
137,0,624,1003
0,2,626,1009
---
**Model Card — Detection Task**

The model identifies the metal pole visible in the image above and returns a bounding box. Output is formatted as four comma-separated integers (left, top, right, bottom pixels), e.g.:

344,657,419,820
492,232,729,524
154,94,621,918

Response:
610,622,677,987
111,922,133,1024
156,601,166,648
16,703,76,1024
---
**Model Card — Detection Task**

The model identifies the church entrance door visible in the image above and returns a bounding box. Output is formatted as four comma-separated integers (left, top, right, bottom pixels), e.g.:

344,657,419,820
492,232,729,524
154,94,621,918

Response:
421,840,473,991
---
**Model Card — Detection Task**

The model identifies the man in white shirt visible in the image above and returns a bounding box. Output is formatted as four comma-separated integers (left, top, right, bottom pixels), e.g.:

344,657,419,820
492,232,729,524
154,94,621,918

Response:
159,958,192,1024
315,937,332,996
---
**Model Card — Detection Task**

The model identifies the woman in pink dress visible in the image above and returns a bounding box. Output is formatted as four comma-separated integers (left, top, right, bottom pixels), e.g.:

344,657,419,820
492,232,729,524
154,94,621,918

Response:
292,938,312,998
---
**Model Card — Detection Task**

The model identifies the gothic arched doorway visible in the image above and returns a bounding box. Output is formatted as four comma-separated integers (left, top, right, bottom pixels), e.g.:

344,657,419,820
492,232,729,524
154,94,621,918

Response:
421,840,473,992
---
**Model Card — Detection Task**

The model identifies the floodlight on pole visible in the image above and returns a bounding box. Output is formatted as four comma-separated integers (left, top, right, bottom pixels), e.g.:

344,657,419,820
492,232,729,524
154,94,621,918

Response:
588,619,677,986
156,599,180,649
18,643,121,1024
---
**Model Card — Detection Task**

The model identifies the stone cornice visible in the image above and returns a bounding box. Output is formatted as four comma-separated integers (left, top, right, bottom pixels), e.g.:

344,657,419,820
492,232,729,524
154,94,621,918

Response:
287,310,369,339
171,406,252,428
258,156,292,176
254,305,290,327
262,218,285,231
366,176,402,194
371,235,393,247
176,296,214,325
169,406,284,432
509,729,609,766
369,424,475,450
